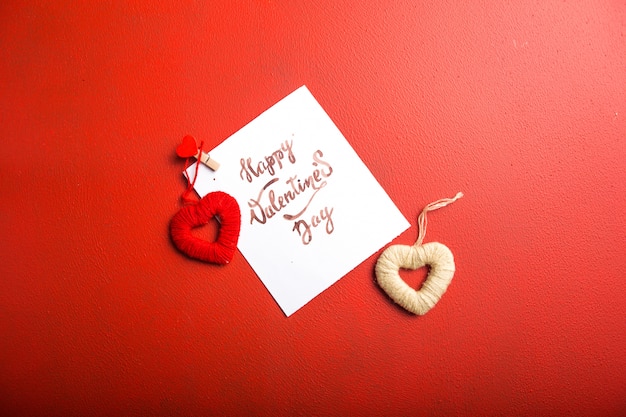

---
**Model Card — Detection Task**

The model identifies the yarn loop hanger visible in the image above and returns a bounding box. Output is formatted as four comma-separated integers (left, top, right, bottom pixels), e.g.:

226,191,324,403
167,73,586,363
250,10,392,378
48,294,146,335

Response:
375,192,463,315
170,135,241,265
179,137,204,205
415,192,463,247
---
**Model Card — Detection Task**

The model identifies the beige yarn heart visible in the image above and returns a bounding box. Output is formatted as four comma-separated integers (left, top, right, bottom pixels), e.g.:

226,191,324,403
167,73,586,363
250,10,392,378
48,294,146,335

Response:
375,192,462,315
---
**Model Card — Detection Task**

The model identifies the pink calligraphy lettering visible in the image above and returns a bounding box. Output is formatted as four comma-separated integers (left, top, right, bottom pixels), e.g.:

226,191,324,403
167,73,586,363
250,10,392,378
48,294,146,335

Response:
246,147,336,245
239,140,295,183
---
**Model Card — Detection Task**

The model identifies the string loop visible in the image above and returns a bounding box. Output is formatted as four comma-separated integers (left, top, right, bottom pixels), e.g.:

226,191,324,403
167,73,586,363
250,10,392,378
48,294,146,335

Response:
415,192,463,246
181,141,204,205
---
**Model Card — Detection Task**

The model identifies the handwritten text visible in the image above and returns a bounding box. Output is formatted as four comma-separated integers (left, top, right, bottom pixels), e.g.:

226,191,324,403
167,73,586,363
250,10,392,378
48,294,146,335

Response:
239,140,295,183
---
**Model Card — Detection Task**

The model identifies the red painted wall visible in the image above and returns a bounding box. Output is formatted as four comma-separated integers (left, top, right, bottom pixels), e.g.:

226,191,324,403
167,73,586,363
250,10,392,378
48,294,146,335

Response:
1,1,625,416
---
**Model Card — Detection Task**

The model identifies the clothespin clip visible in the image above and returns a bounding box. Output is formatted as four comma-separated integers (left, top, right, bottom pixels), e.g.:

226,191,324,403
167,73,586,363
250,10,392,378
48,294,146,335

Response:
195,149,220,171
176,135,220,171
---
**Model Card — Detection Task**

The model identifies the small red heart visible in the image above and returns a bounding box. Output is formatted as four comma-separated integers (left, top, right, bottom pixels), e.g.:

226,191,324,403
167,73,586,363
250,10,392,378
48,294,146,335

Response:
176,135,198,158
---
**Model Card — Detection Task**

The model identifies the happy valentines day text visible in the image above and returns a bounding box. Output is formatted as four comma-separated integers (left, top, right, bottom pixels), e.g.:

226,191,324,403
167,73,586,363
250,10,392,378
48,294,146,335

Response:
239,140,335,245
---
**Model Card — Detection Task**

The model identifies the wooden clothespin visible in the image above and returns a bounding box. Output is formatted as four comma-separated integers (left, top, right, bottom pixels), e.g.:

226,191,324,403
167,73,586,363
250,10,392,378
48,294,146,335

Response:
176,135,220,171
195,149,220,171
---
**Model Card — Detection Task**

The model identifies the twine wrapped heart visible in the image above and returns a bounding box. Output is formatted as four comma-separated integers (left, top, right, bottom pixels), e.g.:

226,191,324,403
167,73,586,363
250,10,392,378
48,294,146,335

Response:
170,191,241,265
375,192,462,315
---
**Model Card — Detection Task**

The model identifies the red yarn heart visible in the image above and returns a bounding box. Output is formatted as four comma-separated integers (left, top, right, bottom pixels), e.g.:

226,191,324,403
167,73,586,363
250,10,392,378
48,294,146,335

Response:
170,191,241,264
176,135,199,158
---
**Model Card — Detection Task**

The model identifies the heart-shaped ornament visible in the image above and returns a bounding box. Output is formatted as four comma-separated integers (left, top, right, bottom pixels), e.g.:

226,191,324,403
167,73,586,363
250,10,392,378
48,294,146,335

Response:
170,191,241,264
375,241,455,315
176,135,199,158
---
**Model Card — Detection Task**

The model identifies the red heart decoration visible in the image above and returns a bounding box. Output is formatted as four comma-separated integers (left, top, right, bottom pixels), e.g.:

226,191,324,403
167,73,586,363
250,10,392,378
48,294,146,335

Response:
170,191,241,264
176,135,198,158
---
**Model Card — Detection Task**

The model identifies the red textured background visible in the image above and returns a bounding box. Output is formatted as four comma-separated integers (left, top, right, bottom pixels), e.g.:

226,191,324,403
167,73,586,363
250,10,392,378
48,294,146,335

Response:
1,1,625,416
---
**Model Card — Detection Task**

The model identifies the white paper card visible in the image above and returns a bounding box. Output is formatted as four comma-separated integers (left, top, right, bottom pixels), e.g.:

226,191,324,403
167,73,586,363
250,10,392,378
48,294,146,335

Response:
188,86,409,316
